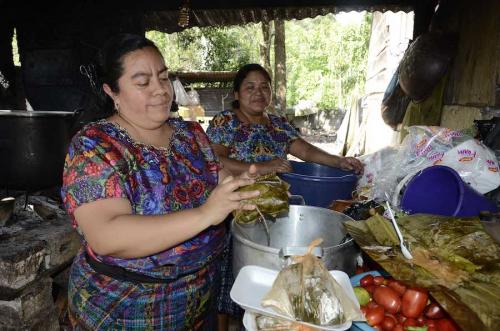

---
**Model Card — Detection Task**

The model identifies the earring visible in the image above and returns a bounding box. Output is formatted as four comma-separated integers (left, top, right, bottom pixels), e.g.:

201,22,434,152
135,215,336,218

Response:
115,102,120,113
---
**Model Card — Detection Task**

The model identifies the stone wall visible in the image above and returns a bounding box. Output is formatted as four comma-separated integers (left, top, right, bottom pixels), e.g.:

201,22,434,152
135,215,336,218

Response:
0,195,80,330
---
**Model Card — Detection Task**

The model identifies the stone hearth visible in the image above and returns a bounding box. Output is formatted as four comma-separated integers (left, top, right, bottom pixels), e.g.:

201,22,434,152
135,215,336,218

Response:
0,194,80,330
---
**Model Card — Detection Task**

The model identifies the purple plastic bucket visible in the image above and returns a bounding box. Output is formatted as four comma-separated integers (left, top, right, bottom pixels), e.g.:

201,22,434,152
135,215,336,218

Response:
401,165,498,217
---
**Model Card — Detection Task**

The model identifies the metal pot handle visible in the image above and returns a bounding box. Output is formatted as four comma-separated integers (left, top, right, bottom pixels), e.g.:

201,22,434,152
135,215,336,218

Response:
288,194,305,205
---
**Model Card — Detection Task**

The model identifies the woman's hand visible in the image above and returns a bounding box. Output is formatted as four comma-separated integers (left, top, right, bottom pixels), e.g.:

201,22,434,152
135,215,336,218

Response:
255,158,292,174
200,171,260,226
337,156,364,174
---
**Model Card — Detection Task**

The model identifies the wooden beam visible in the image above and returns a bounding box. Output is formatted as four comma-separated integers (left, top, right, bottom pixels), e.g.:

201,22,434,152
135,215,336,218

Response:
170,71,236,83
444,0,499,107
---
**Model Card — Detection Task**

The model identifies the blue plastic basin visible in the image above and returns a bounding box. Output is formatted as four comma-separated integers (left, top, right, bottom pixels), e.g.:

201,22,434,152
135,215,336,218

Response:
280,161,358,208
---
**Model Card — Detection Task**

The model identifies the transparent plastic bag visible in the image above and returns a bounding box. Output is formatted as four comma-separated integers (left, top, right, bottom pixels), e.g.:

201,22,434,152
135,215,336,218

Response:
186,87,200,106
172,78,190,106
357,126,500,204
261,239,364,327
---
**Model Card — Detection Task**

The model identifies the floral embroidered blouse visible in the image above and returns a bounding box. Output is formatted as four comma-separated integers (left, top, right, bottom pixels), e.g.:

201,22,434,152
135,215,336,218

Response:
206,109,299,162
61,118,225,279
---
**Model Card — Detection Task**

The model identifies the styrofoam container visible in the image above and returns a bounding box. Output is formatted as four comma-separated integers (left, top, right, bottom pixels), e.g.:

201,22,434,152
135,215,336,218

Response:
231,265,359,331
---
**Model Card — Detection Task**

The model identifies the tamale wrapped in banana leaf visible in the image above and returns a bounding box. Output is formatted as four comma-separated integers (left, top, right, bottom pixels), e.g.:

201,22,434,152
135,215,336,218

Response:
344,214,500,331
233,174,290,224
261,239,364,326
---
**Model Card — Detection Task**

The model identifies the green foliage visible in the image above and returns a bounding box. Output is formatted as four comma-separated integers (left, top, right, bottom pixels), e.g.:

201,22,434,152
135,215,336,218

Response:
286,13,372,110
147,25,261,72
146,12,371,110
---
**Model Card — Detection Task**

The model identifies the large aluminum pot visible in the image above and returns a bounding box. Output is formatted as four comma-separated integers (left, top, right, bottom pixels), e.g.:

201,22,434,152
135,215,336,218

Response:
232,205,360,277
0,110,78,191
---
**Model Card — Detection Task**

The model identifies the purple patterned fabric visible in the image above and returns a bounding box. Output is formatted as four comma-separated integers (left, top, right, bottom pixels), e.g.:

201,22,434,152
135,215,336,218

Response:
206,109,299,162
61,118,225,330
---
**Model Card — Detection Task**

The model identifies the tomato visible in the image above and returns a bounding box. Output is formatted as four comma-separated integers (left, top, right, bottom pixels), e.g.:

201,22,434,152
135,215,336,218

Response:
374,276,387,286
381,314,397,331
416,314,426,326
372,325,383,331
365,284,376,294
360,274,374,287
424,303,446,319
436,318,460,331
403,318,418,328
360,305,369,316
373,286,401,314
388,280,407,296
397,314,407,324
401,288,429,318
426,319,438,331
392,324,404,331
425,319,437,331
367,301,379,309
365,306,385,326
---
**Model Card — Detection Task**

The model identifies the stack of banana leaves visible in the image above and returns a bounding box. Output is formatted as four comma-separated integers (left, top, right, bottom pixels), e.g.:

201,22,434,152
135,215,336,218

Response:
344,214,500,331
233,174,290,224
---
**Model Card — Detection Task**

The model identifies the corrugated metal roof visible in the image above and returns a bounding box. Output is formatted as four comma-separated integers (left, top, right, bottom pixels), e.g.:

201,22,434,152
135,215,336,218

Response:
145,5,414,33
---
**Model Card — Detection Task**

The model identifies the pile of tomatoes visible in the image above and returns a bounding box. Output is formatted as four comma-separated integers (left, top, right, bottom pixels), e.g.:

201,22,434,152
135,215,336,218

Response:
356,274,461,331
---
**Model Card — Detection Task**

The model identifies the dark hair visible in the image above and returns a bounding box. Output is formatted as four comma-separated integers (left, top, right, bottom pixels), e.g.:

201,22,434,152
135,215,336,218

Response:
89,34,161,119
231,63,272,109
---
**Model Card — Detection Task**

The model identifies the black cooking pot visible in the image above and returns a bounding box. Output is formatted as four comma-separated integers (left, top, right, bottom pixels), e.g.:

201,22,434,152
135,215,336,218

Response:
0,110,79,191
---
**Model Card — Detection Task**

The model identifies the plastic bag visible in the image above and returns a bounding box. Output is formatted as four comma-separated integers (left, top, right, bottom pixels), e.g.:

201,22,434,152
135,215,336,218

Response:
440,139,500,193
172,78,191,106
233,174,290,224
261,239,364,327
186,87,200,106
357,126,500,203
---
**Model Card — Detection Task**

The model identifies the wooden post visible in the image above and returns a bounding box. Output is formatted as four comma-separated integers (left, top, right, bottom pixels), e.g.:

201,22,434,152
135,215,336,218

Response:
260,20,275,112
274,18,286,115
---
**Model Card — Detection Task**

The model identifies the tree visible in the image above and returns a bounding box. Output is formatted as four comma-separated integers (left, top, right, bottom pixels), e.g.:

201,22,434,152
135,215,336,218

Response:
274,19,287,115
285,13,372,110
147,25,261,73
146,12,371,110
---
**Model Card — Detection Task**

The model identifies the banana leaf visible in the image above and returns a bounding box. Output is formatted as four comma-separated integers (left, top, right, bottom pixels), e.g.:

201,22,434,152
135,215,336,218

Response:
344,214,500,331
233,174,290,224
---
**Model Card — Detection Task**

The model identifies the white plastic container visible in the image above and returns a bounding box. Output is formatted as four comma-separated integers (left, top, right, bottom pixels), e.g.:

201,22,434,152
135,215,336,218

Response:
230,265,359,331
